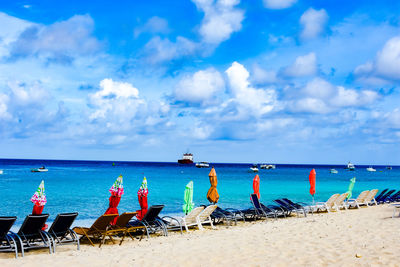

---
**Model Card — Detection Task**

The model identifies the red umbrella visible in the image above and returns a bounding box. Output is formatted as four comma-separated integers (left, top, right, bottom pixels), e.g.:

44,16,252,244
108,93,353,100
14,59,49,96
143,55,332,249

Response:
31,180,48,229
253,174,260,199
309,169,316,203
105,175,124,225
136,177,148,220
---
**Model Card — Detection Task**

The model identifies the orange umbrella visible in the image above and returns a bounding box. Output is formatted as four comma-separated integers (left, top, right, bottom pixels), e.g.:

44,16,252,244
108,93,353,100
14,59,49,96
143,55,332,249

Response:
206,167,219,204
253,174,260,199
309,169,316,203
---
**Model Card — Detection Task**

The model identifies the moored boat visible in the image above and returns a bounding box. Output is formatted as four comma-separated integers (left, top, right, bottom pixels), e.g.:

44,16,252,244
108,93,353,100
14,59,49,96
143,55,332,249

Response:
260,164,276,169
0,169,3,175
345,162,355,171
366,166,376,172
178,153,194,164
387,166,392,170
31,166,48,172
249,164,259,172
330,169,338,174
195,162,210,168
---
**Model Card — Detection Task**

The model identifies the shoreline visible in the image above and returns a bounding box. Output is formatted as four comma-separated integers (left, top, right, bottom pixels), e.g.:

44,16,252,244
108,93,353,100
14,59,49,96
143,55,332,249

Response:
1,204,399,266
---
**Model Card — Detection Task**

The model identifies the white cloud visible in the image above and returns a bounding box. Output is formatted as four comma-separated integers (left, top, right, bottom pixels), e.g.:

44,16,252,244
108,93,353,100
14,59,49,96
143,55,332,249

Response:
192,0,244,45
134,16,170,38
0,93,11,120
143,36,197,64
263,0,297,9
300,8,328,40
174,68,225,104
251,64,277,84
225,61,277,118
354,36,400,83
283,52,317,77
9,14,101,62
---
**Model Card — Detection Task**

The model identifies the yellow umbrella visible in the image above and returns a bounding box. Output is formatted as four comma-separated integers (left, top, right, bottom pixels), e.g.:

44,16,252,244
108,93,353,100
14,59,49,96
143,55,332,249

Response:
206,167,219,203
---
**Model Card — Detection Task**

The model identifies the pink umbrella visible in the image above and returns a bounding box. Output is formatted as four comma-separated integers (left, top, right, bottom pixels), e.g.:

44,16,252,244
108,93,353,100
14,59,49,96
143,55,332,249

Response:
105,175,124,225
31,180,47,229
136,177,148,220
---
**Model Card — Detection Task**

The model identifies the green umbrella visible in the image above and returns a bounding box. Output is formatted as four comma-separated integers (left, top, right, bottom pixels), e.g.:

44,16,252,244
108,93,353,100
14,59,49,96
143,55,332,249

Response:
346,177,356,199
183,181,194,215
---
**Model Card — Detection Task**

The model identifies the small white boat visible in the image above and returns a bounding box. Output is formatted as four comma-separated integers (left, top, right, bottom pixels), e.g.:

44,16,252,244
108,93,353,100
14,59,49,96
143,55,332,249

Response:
195,162,210,168
346,162,355,171
387,166,392,170
330,169,338,174
31,166,48,172
260,164,276,169
366,166,376,172
249,164,259,172
0,169,3,175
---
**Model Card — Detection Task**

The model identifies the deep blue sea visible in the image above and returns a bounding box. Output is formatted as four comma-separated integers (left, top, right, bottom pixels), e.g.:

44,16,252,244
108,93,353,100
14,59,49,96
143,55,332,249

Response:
0,158,398,228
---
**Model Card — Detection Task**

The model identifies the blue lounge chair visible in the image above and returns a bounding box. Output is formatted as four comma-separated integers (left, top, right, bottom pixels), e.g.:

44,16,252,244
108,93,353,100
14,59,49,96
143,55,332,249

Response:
250,194,277,220
377,189,395,204
374,189,389,203
129,205,166,238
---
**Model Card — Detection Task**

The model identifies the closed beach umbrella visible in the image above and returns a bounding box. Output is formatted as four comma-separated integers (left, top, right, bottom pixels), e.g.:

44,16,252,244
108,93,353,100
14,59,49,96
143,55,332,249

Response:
309,169,316,203
253,174,260,199
105,175,124,225
31,180,47,215
346,177,356,200
206,167,219,204
136,177,148,220
183,181,194,215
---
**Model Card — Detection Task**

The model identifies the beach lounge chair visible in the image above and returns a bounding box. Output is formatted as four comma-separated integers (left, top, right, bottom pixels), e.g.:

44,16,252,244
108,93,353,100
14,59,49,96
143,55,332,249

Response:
274,199,306,217
16,214,53,256
377,189,395,204
250,194,279,220
210,207,245,226
282,198,312,215
103,212,144,245
374,189,388,203
162,206,204,233
197,205,218,230
311,194,340,213
386,190,400,203
0,216,19,258
47,213,79,252
73,214,118,247
347,190,370,209
332,193,348,211
361,189,379,206
128,205,166,238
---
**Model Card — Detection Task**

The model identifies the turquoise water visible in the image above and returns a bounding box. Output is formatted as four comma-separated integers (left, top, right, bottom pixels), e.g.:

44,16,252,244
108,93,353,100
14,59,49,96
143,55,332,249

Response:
0,159,398,227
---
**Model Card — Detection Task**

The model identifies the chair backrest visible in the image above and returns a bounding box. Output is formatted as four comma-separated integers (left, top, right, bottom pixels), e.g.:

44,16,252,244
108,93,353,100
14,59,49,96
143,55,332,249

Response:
365,189,379,202
90,214,118,231
198,205,217,222
282,198,303,209
141,205,164,222
325,194,340,207
184,207,204,224
335,193,348,205
250,194,264,214
375,189,388,201
0,216,17,240
381,189,396,202
18,214,49,238
274,199,292,210
355,190,370,202
114,212,137,228
48,213,78,237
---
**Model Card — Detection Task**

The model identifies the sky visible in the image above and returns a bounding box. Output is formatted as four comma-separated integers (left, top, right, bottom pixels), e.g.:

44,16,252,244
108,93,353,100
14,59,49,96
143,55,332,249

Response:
0,0,399,165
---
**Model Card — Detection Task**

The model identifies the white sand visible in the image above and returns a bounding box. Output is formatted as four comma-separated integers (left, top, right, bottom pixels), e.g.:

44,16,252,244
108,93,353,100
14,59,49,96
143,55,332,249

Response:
1,204,399,266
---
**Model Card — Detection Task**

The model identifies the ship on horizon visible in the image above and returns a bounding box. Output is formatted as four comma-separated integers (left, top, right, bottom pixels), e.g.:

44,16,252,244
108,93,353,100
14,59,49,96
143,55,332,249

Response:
178,153,194,164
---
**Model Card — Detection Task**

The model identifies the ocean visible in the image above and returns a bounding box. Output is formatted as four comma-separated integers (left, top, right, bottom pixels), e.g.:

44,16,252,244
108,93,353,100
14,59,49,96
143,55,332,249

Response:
0,158,398,228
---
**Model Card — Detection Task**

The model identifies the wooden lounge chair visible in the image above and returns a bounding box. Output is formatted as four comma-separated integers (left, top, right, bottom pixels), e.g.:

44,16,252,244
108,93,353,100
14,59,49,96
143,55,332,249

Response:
347,190,370,209
47,212,79,252
16,214,53,256
311,194,340,213
72,214,118,247
196,205,218,230
162,206,204,233
333,193,349,211
105,212,145,245
362,189,379,206
0,216,19,258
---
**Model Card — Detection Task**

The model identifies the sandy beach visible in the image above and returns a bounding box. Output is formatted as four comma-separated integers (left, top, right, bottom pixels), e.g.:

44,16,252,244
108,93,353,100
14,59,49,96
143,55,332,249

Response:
1,204,399,266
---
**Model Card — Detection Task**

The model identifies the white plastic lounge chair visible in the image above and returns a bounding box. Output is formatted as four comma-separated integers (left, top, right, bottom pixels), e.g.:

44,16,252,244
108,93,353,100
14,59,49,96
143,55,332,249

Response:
197,205,218,230
361,189,378,206
162,206,205,233
392,204,400,218
333,193,349,211
346,190,370,209
311,194,340,213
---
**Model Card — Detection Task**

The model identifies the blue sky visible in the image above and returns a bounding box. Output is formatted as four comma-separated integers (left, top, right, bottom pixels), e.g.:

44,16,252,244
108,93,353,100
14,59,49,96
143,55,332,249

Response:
0,0,399,164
